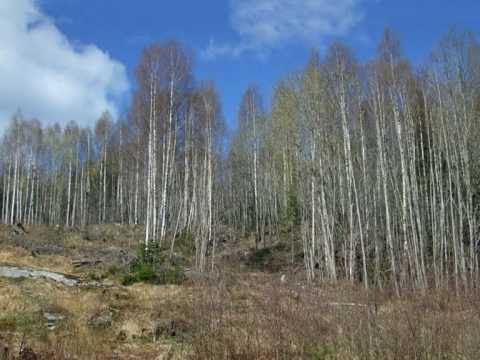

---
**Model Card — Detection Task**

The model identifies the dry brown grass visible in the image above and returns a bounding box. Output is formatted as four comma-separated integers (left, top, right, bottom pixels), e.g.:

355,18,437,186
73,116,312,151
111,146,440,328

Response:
2,225,480,359
2,265,480,359
0,263,192,359
187,272,480,360
0,247,73,274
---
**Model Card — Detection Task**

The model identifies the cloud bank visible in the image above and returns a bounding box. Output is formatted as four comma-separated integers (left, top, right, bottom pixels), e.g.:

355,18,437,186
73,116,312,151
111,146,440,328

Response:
0,0,129,131
203,0,364,59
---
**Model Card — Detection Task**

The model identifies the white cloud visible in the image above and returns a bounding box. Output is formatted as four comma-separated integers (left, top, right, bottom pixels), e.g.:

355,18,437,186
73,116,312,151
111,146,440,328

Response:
202,0,364,60
0,0,129,132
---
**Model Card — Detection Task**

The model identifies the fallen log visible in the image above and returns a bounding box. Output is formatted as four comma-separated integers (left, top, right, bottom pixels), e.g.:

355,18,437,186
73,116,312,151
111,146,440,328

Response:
72,259,102,268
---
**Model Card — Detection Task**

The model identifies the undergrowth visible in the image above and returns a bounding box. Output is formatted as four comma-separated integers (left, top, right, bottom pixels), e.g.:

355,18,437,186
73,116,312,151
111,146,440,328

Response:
187,275,480,359
121,242,185,285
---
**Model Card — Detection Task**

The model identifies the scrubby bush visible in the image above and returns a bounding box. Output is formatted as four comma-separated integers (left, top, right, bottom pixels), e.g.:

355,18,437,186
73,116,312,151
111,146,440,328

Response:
121,243,185,285
121,261,158,285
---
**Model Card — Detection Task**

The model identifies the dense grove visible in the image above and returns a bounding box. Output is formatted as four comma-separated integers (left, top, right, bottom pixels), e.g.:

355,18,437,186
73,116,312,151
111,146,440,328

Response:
1,28,480,291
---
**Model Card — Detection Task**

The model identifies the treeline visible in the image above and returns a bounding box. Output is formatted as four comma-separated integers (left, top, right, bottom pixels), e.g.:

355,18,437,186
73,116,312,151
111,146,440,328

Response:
0,41,225,271
227,28,480,293
1,29,480,291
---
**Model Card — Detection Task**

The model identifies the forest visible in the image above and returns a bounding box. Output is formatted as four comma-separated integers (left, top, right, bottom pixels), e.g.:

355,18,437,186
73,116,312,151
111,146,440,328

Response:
3,24,480,358
2,27,480,293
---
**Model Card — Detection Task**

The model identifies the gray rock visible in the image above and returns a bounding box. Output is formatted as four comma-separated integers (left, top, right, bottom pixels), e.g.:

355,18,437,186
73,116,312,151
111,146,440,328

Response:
88,311,113,329
0,265,78,287
43,312,65,330
102,279,114,287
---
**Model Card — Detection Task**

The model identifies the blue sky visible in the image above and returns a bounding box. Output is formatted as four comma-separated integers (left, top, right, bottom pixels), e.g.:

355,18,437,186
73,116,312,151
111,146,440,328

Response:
1,0,480,133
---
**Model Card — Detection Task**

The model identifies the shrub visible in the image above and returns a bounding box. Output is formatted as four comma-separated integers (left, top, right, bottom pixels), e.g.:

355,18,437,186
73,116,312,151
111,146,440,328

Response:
121,261,158,285
121,244,185,286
